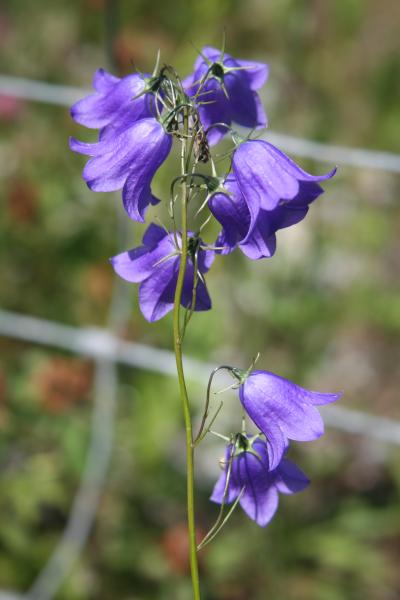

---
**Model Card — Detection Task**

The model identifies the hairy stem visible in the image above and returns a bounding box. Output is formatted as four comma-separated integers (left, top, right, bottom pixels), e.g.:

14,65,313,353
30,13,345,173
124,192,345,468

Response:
172,108,201,599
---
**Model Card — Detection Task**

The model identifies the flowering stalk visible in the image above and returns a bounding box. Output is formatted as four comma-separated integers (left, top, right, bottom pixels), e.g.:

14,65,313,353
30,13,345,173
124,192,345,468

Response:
70,44,342,599
172,107,201,599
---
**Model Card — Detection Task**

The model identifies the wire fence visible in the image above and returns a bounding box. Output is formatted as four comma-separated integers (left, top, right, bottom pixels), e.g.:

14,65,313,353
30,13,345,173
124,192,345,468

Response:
1,69,400,599
2,308,400,446
1,74,400,173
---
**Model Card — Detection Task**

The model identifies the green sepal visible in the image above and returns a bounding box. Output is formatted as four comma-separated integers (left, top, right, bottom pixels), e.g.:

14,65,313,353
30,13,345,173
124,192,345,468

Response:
232,432,264,459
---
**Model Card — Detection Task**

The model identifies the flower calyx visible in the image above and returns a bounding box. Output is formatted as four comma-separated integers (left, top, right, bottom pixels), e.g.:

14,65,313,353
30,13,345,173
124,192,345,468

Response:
187,234,201,262
203,56,230,99
229,432,264,460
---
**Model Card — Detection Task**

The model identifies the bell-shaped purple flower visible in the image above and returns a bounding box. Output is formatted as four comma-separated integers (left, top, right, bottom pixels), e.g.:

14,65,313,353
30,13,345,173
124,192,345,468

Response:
211,437,309,527
184,46,268,145
234,139,336,218
209,141,336,259
70,118,172,222
239,371,342,470
110,224,214,322
70,68,154,137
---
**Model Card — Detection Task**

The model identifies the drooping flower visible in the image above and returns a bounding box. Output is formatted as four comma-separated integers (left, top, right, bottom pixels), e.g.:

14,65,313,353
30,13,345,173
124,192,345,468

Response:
208,141,336,259
211,436,309,527
70,118,172,222
238,371,342,470
184,46,268,145
70,68,155,138
110,224,214,322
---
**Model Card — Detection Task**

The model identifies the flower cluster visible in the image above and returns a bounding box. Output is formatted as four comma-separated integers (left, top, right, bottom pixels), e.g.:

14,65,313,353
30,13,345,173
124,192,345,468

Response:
211,369,341,526
70,45,341,530
70,46,335,320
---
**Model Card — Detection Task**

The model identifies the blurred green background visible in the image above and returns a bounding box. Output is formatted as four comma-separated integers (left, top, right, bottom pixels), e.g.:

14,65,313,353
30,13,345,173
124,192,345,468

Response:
1,0,400,598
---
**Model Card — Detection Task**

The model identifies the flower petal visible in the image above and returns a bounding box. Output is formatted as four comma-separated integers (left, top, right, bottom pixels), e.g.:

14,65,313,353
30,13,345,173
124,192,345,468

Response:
240,371,340,463
197,80,231,146
263,422,289,471
69,136,105,157
110,234,174,283
239,211,277,260
210,438,312,527
111,227,213,322
307,391,343,406
181,72,196,94
233,142,300,211
72,119,171,216
275,459,310,495
235,59,269,90
142,223,168,247
227,78,267,129
122,121,172,221
209,176,251,254
184,47,268,146
199,46,222,63
210,469,241,504
110,247,154,283
233,141,336,212
138,258,179,322
239,484,279,527
93,68,119,92
261,143,336,183
197,247,215,272
71,73,151,129
81,128,140,190
234,452,279,527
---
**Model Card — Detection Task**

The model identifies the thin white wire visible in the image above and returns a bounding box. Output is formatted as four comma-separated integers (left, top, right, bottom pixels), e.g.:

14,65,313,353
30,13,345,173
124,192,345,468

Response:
2,308,400,446
0,309,208,379
22,204,136,599
1,74,400,173
25,359,117,600
263,131,400,173
0,75,88,106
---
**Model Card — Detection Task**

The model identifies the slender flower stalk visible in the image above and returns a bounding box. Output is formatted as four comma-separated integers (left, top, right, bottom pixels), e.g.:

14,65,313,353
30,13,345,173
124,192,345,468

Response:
172,107,201,599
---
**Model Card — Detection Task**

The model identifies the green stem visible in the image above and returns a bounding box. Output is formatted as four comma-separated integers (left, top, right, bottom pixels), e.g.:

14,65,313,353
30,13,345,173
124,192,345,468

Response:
172,110,201,599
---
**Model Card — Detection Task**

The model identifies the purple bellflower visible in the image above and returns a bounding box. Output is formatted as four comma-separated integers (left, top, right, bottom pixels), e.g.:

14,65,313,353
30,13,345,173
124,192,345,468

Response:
184,46,268,146
232,139,336,214
211,436,309,527
110,224,214,322
70,68,154,138
70,118,172,222
238,371,342,470
209,141,336,259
